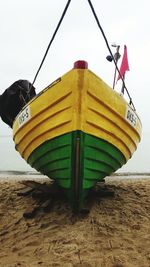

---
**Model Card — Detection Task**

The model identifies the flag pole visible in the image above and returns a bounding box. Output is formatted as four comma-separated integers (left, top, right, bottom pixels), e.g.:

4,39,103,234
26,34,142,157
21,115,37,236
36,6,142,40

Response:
116,45,129,94
121,74,125,94
112,45,120,89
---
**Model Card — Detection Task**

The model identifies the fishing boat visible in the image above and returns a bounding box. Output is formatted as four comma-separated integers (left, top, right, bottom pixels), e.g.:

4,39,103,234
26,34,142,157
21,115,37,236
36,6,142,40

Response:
12,60,142,210
0,0,141,210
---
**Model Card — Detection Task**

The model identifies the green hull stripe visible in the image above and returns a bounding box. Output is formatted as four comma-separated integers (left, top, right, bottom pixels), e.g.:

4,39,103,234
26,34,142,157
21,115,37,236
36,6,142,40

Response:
28,131,126,209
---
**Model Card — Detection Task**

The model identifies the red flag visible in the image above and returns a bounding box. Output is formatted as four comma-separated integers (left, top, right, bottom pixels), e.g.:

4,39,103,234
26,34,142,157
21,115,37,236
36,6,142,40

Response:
117,45,129,81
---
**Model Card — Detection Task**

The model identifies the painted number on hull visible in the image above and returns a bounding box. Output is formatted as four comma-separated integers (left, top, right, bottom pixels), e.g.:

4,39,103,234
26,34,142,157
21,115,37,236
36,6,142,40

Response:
125,106,137,127
18,106,30,128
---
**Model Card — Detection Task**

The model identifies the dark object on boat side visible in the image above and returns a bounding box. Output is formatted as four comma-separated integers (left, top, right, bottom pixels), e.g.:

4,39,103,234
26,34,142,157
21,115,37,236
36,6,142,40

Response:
0,80,36,127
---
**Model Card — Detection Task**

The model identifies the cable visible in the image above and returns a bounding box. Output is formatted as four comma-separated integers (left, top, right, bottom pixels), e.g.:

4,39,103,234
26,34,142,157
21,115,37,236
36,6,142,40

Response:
30,0,135,110
87,0,135,110
30,0,72,88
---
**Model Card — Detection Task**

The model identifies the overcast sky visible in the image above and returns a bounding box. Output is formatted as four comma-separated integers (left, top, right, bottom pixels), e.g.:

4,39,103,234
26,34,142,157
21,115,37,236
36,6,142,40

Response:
0,0,149,171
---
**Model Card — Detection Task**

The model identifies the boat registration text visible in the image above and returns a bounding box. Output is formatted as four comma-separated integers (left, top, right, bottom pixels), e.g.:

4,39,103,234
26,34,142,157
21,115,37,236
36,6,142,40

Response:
125,106,137,127
18,106,30,128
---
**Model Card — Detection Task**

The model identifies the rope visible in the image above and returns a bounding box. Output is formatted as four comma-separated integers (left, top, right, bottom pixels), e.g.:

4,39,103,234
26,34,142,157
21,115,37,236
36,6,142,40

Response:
30,0,72,89
30,0,135,110
87,0,135,110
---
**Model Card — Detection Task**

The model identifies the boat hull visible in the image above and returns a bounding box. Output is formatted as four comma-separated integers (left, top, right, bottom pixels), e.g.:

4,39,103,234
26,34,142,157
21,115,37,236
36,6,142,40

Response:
13,61,142,210
28,130,126,209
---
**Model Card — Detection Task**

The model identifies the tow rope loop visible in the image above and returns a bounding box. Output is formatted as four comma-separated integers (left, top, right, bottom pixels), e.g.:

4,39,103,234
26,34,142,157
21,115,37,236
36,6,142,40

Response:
87,0,135,110
31,0,72,88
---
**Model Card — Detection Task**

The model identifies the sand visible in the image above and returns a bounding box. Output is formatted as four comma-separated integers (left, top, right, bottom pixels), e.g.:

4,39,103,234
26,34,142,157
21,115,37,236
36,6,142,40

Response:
0,174,150,267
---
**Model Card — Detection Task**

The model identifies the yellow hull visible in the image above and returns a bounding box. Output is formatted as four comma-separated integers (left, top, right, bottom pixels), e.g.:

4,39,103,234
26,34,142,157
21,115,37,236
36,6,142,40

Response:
13,63,142,162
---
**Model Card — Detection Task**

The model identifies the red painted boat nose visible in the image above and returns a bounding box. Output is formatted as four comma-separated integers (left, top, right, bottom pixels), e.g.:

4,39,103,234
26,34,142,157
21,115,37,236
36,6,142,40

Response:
73,60,88,69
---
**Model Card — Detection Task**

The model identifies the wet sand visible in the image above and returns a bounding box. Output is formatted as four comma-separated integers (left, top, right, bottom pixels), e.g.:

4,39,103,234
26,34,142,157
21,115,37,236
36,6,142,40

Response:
0,174,150,267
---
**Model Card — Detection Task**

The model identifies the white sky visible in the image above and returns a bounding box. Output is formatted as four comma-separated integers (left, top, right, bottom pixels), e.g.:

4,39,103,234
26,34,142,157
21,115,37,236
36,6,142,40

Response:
0,0,149,172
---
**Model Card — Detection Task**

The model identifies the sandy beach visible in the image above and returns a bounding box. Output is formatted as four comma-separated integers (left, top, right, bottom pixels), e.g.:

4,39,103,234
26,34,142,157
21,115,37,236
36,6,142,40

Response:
0,174,150,267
